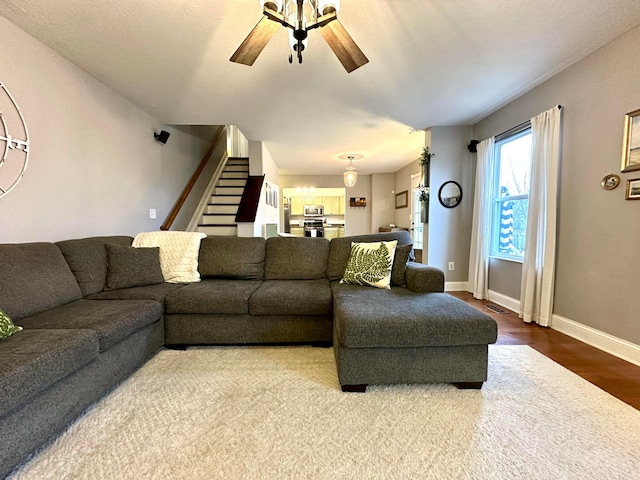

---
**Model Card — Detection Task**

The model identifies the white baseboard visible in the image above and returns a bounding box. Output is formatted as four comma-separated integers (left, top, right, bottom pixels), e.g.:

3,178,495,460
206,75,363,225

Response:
487,290,519,313
552,314,640,368
445,281,469,292
450,287,640,367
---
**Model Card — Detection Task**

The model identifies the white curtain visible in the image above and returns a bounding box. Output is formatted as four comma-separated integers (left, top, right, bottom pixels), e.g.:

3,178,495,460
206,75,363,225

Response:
520,106,562,326
468,138,495,300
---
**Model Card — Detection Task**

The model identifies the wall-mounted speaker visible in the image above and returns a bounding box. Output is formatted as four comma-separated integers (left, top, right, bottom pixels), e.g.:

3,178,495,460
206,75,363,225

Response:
154,130,170,144
467,140,479,153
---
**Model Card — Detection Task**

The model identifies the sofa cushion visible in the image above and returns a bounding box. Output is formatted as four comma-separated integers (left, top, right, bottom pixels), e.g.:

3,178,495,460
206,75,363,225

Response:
332,284,498,348
264,237,329,280
105,244,164,290
87,283,186,302
0,308,22,339
132,231,206,283
340,240,398,289
327,231,413,281
18,299,163,352
198,236,265,280
56,236,133,296
165,279,262,315
0,328,98,418
0,243,82,321
249,279,333,316
391,244,413,287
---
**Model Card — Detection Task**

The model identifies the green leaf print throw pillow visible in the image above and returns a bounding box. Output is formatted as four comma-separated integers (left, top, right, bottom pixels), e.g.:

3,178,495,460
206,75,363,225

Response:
0,308,22,340
340,240,398,289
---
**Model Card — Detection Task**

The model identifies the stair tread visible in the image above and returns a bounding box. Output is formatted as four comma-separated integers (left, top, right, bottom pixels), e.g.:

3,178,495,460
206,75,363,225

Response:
198,224,238,227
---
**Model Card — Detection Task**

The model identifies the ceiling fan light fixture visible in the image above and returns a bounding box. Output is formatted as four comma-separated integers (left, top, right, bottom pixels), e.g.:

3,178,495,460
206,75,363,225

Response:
318,0,340,15
232,0,368,72
289,29,308,51
261,0,283,12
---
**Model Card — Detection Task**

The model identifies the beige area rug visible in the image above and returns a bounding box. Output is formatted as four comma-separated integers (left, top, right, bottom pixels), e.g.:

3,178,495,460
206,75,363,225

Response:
9,345,640,480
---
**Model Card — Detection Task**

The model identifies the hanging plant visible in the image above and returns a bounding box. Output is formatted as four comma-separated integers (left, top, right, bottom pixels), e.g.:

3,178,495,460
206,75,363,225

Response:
419,146,435,167
418,184,430,202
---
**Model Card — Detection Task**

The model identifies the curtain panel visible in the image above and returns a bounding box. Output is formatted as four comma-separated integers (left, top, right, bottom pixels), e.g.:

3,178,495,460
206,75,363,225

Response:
468,138,495,300
519,106,562,326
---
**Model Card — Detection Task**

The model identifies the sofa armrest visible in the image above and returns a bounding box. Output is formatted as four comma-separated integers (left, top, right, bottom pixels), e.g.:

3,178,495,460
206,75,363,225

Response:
405,262,445,293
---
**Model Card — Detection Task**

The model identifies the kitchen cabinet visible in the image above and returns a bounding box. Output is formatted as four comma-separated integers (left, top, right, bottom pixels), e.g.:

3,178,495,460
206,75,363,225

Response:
287,194,345,215
324,226,344,240
289,227,305,238
322,196,345,215
323,196,338,215
291,198,304,215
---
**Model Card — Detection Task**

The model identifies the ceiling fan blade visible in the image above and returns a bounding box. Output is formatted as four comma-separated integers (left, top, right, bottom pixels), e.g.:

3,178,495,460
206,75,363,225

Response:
230,16,279,66
320,20,369,73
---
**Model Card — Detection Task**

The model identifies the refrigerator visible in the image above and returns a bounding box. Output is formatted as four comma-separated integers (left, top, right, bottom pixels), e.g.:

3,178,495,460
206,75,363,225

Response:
283,198,291,233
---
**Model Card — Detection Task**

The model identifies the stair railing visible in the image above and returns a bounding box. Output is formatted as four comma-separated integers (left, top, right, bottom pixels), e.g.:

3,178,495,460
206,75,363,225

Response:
235,175,265,223
161,126,227,231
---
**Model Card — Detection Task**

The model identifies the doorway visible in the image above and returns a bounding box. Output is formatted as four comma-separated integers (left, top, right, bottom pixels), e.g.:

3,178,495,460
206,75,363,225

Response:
411,173,424,262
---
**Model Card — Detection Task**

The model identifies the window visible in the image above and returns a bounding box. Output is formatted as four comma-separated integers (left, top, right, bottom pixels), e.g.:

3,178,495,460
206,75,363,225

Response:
490,127,532,260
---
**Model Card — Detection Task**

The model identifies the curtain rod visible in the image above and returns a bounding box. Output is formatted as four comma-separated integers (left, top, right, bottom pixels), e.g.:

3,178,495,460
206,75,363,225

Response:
495,105,562,141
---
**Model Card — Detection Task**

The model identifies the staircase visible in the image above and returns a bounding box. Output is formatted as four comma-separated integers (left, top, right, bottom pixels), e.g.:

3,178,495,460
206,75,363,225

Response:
197,157,249,236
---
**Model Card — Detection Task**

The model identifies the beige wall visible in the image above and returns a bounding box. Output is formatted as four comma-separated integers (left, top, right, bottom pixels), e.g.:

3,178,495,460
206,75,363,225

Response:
473,23,640,345
371,173,395,231
428,126,475,282
0,16,209,243
394,161,420,230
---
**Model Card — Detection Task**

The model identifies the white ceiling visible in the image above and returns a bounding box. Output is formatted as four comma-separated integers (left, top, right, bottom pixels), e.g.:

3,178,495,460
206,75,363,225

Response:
2,0,640,175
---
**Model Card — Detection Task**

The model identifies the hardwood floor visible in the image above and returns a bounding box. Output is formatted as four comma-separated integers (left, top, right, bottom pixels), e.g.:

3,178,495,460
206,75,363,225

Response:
451,291,640,410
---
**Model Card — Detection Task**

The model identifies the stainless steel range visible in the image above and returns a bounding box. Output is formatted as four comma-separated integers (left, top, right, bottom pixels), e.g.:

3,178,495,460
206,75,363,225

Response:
303,218,324,237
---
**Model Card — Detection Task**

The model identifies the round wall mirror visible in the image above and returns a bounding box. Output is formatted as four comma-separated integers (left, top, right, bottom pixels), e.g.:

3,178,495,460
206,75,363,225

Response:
438,181,463,208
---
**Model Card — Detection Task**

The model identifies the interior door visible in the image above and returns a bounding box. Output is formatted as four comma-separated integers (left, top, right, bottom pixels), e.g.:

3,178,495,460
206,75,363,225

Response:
411,173,423,251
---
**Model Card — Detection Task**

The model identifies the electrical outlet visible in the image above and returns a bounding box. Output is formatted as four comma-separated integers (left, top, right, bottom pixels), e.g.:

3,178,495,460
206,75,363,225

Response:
448,262,455,271
149,208,156,219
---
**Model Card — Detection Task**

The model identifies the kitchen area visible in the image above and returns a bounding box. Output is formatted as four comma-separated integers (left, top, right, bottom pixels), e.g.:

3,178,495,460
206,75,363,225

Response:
282,187,345,239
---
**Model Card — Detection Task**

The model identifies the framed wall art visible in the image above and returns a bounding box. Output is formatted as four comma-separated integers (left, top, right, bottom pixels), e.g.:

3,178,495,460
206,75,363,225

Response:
621,109,640,172
625,178,640,200
395,190,408,209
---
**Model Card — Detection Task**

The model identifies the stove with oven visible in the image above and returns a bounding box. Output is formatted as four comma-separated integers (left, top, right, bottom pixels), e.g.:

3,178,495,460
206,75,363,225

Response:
303,218,324,237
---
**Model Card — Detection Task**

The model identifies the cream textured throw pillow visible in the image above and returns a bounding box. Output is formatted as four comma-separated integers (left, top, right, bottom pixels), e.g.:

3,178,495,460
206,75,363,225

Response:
340,240,398,289
132,231,206,283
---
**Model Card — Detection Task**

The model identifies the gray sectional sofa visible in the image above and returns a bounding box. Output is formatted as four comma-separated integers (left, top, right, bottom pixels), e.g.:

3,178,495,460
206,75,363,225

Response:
0,231,497,478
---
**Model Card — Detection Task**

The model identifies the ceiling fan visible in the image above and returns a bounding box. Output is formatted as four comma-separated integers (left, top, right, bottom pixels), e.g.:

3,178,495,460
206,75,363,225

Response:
230,0,369,73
